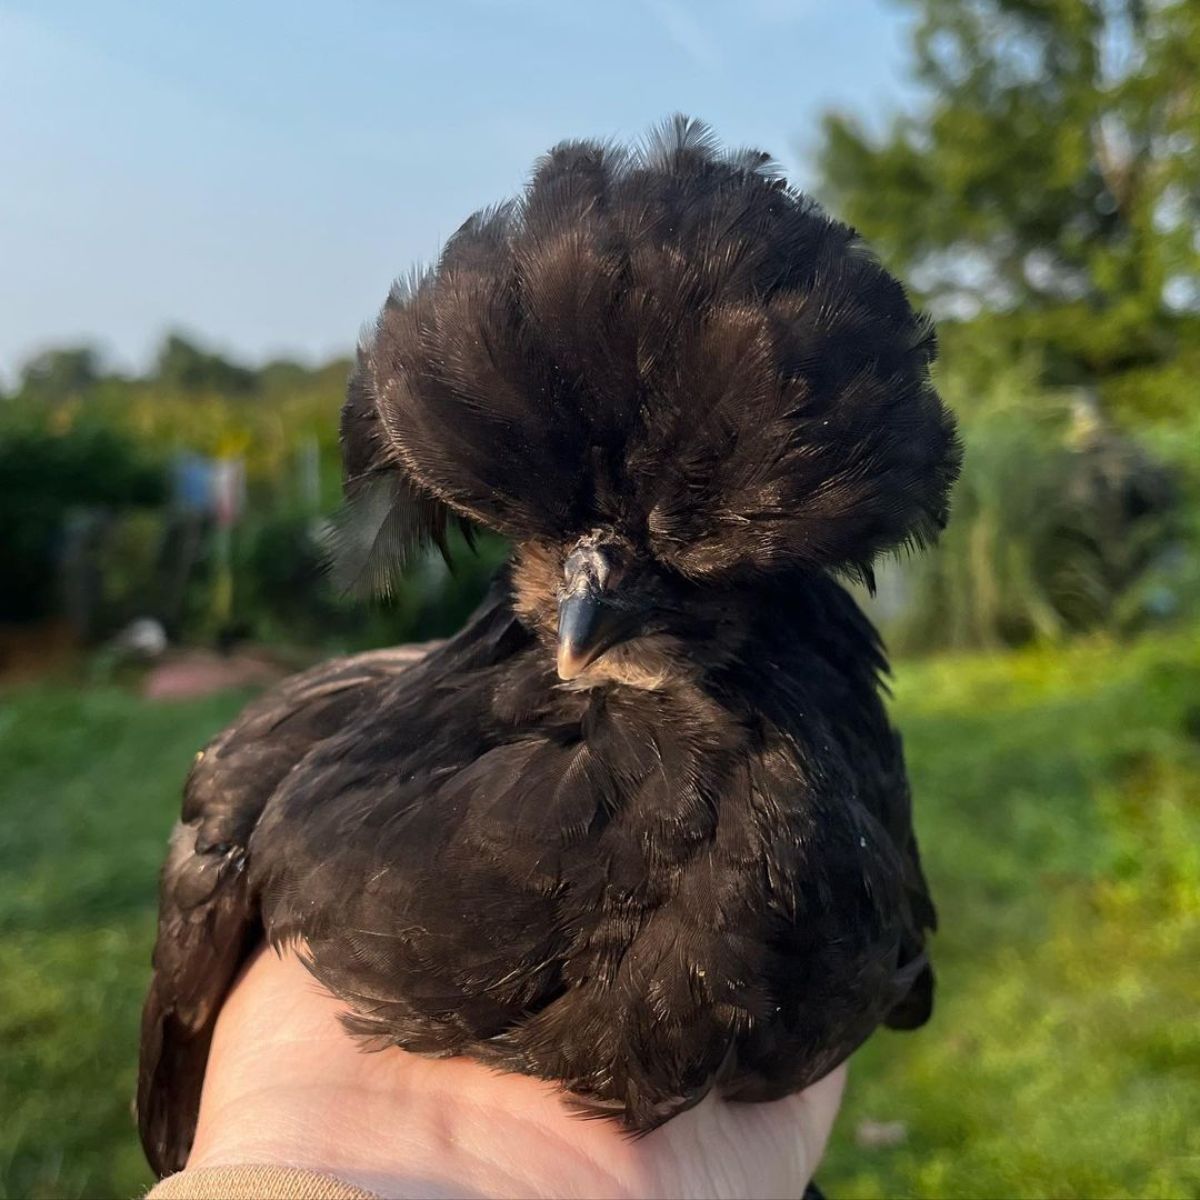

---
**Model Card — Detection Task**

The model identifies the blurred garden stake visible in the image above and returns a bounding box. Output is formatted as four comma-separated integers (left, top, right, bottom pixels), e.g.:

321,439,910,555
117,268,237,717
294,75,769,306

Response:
210,457,245,632
164,455,215,637
297,435,322,513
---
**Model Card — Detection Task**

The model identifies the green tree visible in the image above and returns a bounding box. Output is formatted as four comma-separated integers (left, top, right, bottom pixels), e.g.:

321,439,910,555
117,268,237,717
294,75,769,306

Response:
155,332,257,395
817,0,1200,380
17,346,104,401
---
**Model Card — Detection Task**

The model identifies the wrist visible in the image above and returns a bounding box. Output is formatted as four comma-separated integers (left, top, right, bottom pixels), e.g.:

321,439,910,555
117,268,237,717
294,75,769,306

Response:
186,1071,645,1200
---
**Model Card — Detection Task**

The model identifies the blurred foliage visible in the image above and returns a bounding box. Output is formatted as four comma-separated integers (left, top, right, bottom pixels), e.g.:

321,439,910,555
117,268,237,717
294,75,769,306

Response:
0,333,513,648
818,0,1200,390
154,332,257,395
1,623,1196,1198
818,0,1199,651
1,334,349,484
232,512,509,651
0,426,167,622
869,352,1188,653
16,346,105,403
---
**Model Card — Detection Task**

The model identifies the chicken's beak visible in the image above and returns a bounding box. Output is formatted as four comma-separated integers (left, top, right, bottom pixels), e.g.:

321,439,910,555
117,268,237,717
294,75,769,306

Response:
556,547,632,681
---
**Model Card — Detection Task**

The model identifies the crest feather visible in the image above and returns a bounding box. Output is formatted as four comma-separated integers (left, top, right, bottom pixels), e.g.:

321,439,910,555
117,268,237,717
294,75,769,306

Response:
340,116,961,588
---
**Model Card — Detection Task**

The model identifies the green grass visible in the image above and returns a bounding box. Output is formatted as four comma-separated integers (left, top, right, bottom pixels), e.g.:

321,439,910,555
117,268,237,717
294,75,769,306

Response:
0,687,248,1200
1,629,1198,1199
822,631,1200,1199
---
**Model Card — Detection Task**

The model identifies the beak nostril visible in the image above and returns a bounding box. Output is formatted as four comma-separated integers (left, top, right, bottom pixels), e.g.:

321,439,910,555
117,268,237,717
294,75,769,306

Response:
563,542,612,592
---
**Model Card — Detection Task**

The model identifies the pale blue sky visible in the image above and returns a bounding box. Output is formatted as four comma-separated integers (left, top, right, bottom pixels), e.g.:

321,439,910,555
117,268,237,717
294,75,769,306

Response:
0,1,917,383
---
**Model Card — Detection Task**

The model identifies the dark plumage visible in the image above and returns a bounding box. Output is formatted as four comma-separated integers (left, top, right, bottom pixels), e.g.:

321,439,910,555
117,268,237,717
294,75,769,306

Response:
138,116,961,1177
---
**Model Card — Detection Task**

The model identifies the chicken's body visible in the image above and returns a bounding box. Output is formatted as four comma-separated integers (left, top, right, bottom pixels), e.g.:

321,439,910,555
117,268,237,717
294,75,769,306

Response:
138,118,959,1177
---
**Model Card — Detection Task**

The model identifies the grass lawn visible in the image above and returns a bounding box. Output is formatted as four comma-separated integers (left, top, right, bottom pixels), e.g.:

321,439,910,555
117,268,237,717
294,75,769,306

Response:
1,627,1198,1199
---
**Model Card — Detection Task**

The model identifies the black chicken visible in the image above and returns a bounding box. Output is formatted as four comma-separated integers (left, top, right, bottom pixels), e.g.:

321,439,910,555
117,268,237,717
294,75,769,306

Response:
138,117,961,1178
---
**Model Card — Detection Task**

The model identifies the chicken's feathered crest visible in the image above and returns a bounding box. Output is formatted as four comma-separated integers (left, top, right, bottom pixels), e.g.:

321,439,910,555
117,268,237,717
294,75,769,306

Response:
337,115,961,589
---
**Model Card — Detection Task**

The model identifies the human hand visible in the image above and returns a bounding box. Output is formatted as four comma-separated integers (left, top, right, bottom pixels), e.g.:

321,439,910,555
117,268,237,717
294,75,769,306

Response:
186,947,846,1199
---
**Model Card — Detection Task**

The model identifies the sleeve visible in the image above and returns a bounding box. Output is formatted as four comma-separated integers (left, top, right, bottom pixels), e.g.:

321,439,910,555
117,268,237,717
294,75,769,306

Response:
146,1164,381,1199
